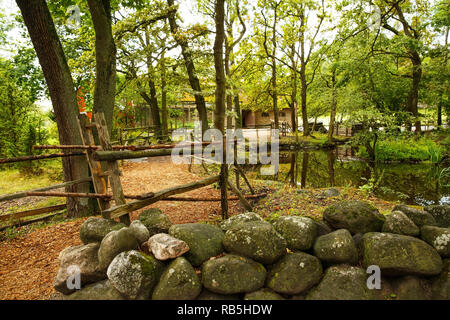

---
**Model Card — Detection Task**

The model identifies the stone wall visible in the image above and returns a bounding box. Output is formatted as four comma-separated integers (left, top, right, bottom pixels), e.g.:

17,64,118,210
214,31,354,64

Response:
52,203,450,300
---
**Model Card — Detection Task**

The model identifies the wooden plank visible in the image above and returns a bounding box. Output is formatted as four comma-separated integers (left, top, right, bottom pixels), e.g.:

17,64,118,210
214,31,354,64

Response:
0,177,92,202
94,112,130,225
0,211,65,231
77,114,111,213
0,204,66,222
0,152,85,164
26,191,112,199
104,175,220,219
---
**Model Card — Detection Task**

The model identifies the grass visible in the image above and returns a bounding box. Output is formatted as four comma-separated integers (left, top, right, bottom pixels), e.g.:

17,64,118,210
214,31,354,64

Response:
0,159,63,195
280,133,349,148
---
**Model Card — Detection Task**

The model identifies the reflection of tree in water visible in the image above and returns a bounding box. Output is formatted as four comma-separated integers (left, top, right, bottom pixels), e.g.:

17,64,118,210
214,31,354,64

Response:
248,148,448,205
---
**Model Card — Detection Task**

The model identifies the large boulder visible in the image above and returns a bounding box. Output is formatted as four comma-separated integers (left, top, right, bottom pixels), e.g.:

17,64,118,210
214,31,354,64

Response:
388,276,431,300
266,252,322,295
306,265,374,300
272,216,317,251
431,259,450,300
381,211,420,236
360,232,443,276
148,233,190,261
244,288,285,300
67,280,124,300
98,228,139,269
223,221,287,265
79,217,125,244
107,250,164,300
169,223,224,266
420,226,450,258
152,257,201,300
139,208,172,236
202,254,267,294
425,205,450,228
313,229,358,265
323,200,385,234
53,243,106,295
129,220,150,244
394,204,436,227
314,220,333,236
219,212,264,232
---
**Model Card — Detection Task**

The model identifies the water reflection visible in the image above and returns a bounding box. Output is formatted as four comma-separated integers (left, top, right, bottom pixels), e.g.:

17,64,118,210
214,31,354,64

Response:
251,147,449,206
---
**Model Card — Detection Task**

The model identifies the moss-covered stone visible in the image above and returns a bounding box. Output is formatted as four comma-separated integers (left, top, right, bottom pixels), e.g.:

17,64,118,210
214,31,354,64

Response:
389,276,431,300
152,257,201,300
382,211,420,236
314,220,333,236
313,229,358,265
223,221,286,265
394,204,436,227
139,208,172,236
202,254,267,295
272,216,317,251
323,200,385,234
80,217,125,244
129,220,150,244
431,259,450,300
425,205,450,228
67,280,125,300
219,212,264,232
107,250,164,300
98,227,139,269
266,252,322,295
169,223,224,266
361,232,443,276
53,243,106,295
420,226,450,258
306,265,374,300
244,288,285,300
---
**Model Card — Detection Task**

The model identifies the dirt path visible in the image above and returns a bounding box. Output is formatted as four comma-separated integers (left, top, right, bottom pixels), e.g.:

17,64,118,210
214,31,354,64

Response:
0,159,244,300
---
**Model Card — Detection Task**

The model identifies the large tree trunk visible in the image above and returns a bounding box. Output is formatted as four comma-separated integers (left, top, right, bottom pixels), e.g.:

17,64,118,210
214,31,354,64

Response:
87,0,116,134
271,13,279,130
16,0,92,217
167,0,208,135
299,6,309,136
407,52,422,133
234,95,242,128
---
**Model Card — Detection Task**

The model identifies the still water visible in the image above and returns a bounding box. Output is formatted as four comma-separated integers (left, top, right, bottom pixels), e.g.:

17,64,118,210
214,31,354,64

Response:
248,147,449,206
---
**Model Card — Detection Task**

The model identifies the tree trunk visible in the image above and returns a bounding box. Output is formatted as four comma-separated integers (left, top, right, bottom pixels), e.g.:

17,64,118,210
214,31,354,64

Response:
167,0,208,135
328,70,337,144
16,0,92,217
407,52,422,133
160,53,169,137
213,0,228,220
234,95,242,128
87,0,116,135
271,14,279,130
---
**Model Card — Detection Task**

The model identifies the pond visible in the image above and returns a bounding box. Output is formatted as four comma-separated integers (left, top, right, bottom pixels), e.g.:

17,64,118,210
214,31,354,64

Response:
247,147,450,206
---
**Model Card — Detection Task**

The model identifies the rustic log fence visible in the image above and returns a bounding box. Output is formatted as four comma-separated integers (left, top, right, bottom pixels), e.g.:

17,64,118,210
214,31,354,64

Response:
0,113,259,230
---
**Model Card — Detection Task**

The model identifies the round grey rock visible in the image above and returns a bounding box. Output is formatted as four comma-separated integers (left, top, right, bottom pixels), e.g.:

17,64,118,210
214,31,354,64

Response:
313,229,358,265
306,265,374,300
223,221,287,265
272,216,317,251
169,223,224,266
394,204,436,227
139,208,172,236
219,212,264,232
152,257,201,300
266,252,322,295
129,220,150,244
67,280,124,300
244,288,285,300
361,232,443,276
98,227,139,269
424,205,450,228
53,243,106,295
80,217,125,244
420,226,450,258
323,200,385,234
202,254,267,294
107,250,164,299
382,211,420,236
